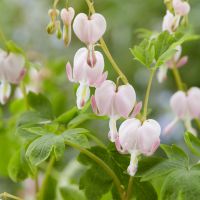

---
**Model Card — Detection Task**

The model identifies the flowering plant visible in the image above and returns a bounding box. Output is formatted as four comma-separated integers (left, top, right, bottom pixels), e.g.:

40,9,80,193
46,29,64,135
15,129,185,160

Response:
1,0,200,200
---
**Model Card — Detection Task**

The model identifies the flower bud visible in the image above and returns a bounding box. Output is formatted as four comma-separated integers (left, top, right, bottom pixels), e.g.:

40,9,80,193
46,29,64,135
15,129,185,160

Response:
172,0,190,16
73,13,106,45
46,22,56,34
61,7,75,26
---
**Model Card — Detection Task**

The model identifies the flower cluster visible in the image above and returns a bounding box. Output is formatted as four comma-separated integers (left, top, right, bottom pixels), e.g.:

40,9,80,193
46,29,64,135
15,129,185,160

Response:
165,87,200,136
0,49,26,104
157,0,190,83
64,7,161,176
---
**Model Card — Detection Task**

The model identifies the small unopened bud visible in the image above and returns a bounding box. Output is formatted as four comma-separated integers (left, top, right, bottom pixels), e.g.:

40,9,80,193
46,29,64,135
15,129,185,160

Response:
63,25,71,46
56,21,62,39
48,9,60,21
46,22,56,34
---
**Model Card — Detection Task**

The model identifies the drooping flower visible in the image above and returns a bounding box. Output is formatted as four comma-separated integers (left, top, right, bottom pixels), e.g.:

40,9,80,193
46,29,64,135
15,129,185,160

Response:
61,7,75,46
66,47,107,109
162,10,180,34
157,45,188,83
172,0,190,16
164,87,200,135
73,13,106,45
117,118,161,176
0,49,26,104
91,80,136,142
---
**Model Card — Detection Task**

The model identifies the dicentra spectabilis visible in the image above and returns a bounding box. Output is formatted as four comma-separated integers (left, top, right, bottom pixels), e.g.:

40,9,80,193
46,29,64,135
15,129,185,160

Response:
66,47,107,109
73,13,106,45
0,49,26,104
157,45,188,83
165,87,200,135
117,118,161,176
61,7,75,46
172,0,190,16
162,10,180,34
91,80,136,142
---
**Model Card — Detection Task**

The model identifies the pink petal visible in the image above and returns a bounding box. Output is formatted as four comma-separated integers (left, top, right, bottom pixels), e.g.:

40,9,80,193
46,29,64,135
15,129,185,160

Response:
91,95,98,114
114,84,136,118
176,56,188,68
94,80,116,116
130,101,142,118
164,117,179,135
73,13,106,44
66,62,74,82
173,0,190,16
170,91,187,119
61,7,75,25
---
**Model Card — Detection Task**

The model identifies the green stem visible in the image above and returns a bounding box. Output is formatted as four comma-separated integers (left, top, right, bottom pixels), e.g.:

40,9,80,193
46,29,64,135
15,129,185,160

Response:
20,82,29,110
85,0,128,84
172,67,184,91
126,177,134,200
84,132,107,149
0,193,23,200
38,156,55,200
65,140,125,200
142,69,155,121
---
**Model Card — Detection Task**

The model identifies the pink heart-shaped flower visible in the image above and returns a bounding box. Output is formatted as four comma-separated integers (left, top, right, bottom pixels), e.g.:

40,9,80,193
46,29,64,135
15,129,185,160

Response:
73,13,106,44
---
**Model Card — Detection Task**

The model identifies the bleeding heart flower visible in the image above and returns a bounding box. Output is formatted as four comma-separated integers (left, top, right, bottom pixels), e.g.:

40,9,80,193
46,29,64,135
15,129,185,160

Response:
73,13,106,45
162,10,180,34
118,118,161,176
61,7,75,46
164,87,200,136
91,80,136,142
0,49,26,84
173,0,190,16
66,47,107,109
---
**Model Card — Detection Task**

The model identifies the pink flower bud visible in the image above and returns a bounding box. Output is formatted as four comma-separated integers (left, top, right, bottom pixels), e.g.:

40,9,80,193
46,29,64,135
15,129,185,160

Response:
61,7,75,26
157,64,168,83
66,48,106,86
0,49,26,84
137,119,161,156
118,118,161,176
162,10,180,33
93,80,136,118
176,56,188,68
66,48,107,109
170,91,187,119
173,0,190,16
187,87,200,119
73,13,106,45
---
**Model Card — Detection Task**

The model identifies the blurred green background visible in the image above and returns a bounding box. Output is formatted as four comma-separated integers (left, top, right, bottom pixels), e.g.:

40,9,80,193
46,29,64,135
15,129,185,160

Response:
0,0,200,197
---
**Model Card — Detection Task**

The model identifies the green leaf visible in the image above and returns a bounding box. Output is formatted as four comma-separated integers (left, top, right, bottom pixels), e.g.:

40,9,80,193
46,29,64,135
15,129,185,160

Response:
26,134,65,165
184,132,200,156
17,111,51,127
132,178,157,200
130,39,155,68
62,128,90,148
142,145,189,182
27,92,54,119
160,168,200,200
8,148,36,182
68,113,107,128
55,107,78,124
16,126,46,141
60,186,86,200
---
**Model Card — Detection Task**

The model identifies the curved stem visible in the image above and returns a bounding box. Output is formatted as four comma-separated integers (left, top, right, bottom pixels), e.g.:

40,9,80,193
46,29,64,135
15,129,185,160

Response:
0,193,23,200
20,82,29,110
85,0,128,84
65,140,125,200
142,69,155,121
126,177,134,200
38,156,55,200
84,131,107,149
171,67,184,91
